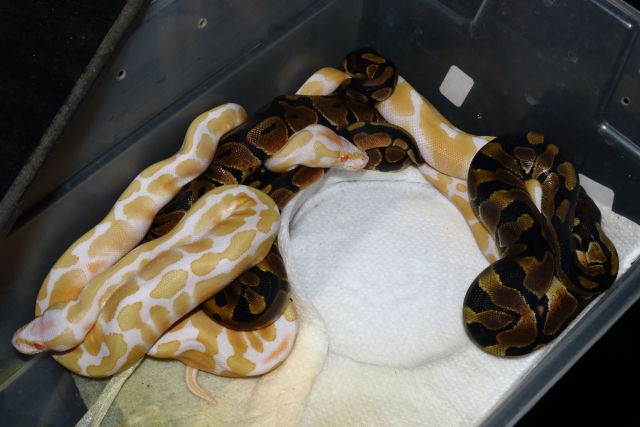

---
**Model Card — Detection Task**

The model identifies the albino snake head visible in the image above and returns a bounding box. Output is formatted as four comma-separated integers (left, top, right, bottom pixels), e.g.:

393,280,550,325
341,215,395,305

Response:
336,148,370,170
265,124,368,173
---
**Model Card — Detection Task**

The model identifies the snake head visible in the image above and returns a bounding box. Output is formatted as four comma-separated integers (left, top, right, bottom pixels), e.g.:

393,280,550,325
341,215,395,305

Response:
265,124,368,173
334,146,369,170
337,47,398,105
12,324,47,355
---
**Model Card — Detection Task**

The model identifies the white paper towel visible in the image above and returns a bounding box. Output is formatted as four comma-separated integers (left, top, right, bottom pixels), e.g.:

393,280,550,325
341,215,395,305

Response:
277,166,640,426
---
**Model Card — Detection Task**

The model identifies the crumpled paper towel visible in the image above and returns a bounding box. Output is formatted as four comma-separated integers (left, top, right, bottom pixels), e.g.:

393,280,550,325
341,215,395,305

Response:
74,166,640,426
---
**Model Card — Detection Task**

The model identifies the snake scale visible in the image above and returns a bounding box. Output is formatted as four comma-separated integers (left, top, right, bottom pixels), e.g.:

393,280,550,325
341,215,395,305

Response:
12,47,619,402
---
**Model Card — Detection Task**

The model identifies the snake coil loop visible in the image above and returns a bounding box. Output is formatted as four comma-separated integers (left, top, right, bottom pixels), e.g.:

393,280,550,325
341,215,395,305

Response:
464,132,618,356
337,47,398,105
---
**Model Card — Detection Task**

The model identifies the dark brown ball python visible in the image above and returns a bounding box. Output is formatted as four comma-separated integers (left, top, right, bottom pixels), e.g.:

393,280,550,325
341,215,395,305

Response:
145,48,422,331
464,132,619,356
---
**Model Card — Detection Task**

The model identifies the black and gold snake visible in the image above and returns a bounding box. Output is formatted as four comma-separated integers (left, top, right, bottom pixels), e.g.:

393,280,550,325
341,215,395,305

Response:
464,132,619,356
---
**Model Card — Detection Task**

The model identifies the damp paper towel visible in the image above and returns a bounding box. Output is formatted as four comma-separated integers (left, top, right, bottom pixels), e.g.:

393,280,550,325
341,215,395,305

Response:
74,166,640,426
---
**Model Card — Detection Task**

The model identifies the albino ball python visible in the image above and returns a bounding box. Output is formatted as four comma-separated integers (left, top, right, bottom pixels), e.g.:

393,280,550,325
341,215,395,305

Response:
12,48,416,402
12,113,369,402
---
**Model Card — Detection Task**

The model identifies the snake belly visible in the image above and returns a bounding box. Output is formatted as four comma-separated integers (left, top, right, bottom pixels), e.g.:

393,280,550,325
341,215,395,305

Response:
463,132,619,356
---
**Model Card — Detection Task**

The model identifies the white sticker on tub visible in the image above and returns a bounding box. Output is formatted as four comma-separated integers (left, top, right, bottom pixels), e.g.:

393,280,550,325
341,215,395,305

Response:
439,65,474,107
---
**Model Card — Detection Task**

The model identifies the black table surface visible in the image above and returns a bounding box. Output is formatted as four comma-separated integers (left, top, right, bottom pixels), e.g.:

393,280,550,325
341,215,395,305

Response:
1,1,639,425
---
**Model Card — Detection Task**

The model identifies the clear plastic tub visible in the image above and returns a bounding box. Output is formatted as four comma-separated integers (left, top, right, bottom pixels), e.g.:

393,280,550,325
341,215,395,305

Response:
1,0,639,425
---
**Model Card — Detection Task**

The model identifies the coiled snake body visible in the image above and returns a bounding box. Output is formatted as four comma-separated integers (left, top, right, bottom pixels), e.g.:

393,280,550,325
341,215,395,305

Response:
464,132,618,356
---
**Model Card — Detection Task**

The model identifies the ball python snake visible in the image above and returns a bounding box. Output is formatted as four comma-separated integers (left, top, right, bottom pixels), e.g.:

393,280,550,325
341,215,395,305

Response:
12,48,424,401
464,132,618,356
12,47,619,403
12,121,368,402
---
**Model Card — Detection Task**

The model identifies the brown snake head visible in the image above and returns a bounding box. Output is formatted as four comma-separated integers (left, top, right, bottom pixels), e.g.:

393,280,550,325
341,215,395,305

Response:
337,47,398,105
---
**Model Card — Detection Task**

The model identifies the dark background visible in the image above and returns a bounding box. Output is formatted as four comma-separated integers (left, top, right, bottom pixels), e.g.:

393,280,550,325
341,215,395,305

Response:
1,1,638,425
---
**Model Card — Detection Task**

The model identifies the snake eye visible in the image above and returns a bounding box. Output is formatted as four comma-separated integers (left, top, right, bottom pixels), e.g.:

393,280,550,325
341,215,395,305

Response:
340,154,349,162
